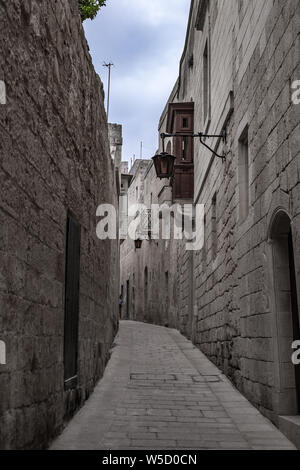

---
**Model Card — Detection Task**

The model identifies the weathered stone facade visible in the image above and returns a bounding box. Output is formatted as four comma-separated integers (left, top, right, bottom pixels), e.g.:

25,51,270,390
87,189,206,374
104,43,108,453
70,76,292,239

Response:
0,0,119,449
120,0,300,442
108,123,123,185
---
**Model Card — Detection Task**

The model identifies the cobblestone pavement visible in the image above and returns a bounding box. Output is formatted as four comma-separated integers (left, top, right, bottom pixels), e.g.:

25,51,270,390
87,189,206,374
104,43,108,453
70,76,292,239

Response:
51,321,295,450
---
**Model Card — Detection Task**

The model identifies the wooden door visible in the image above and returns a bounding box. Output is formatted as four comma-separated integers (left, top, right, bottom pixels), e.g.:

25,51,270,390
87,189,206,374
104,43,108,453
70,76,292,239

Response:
64,213,81,389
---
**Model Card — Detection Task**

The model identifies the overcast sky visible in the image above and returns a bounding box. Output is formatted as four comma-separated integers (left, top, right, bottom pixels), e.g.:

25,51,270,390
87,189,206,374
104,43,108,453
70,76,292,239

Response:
83,0,190,164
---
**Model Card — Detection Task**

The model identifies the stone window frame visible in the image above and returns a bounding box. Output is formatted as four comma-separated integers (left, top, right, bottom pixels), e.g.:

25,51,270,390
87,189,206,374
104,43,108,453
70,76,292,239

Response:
202,213,207,265
235,113,253,227
238,124,250,223
196,0,211,132
201,30,211,133
211,192,217,261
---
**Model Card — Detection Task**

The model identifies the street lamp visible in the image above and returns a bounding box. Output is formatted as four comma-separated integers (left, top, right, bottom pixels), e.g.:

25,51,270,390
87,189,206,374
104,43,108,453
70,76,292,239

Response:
152,130,227,180
152,151,176,180
134,239,143,250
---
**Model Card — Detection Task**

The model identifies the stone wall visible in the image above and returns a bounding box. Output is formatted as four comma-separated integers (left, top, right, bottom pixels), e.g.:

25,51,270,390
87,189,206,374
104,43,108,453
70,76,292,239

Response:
108,123,123,175
0,0,119,449
190,0,300,424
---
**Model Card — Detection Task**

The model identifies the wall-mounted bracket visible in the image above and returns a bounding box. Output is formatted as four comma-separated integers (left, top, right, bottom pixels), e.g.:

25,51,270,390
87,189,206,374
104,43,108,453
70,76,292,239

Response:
161,129,227,162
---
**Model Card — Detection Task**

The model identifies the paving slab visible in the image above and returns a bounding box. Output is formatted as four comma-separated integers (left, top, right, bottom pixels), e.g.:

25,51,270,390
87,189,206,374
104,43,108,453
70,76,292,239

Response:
50,321,295,450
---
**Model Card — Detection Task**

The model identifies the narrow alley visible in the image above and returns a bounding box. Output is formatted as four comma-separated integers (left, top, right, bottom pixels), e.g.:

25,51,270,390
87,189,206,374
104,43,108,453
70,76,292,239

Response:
51,322,295,451
1,0,300,456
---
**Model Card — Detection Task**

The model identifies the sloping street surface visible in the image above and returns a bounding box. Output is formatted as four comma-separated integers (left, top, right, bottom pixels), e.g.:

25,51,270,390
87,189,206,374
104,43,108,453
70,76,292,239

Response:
51,321,295,450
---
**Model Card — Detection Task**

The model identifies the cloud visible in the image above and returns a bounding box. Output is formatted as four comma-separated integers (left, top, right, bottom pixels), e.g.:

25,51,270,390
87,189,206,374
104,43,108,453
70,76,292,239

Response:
114,0,190,27
84,0,190,162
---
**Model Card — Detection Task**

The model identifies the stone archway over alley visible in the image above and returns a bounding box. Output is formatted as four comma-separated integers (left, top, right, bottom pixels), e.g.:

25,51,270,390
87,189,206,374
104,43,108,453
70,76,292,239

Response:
51,321,295,450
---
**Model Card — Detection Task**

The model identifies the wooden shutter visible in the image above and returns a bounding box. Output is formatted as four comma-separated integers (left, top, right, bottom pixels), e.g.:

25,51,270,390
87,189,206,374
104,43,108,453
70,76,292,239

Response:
64,212,81,389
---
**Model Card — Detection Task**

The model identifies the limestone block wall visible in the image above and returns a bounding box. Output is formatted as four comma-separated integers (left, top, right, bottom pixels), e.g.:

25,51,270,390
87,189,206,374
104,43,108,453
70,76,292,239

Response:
190,0,300,422
0,0,119,449
108,123,122,170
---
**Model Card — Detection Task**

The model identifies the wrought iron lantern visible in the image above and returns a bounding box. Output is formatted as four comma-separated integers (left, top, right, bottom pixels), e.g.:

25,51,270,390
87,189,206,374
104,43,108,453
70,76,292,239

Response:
152,151,176,180
134,238,143,250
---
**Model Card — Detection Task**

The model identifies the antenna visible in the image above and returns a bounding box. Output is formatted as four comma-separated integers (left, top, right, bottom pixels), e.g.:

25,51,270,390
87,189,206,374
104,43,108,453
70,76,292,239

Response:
140,141,143,159
103,62,114,121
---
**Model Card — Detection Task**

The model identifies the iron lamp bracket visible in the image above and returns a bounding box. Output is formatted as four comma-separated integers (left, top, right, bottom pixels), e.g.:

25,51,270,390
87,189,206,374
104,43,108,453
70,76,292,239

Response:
160,129,227,162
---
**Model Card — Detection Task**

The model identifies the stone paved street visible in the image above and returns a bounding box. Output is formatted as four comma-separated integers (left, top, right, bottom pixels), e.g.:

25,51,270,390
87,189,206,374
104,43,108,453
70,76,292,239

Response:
51,321,295,450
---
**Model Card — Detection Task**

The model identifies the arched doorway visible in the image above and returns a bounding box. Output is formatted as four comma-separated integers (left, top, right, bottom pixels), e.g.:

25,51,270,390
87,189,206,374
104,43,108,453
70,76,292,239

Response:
269,210,300,415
